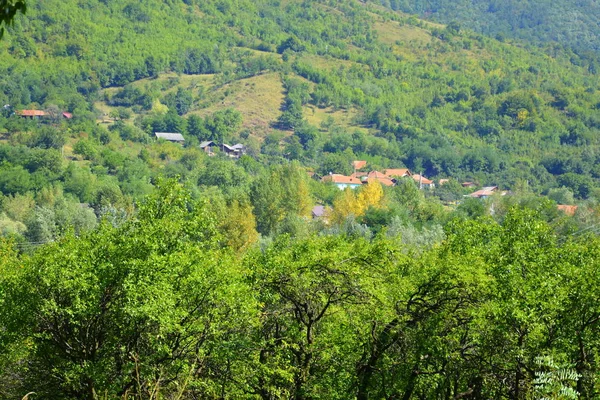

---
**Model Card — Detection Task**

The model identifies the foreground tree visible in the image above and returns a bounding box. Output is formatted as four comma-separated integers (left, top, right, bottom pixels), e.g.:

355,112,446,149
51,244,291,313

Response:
0,180,257,398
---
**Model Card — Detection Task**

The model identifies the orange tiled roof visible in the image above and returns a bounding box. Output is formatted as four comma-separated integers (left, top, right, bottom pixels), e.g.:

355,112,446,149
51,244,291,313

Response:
470,187,498,198
412,174,433,185
322,174,362,185
18,110,46,117
367,177,394,186
384,168,412,178
353,160,367,170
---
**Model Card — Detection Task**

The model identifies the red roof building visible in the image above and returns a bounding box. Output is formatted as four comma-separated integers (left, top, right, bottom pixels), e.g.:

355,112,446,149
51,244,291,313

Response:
352,160,368,171
62,112,73,119
412,174,435,188
384,168,412,178
470,186,498,198
367,171,395,187
322,174,363,189
17,110,46,118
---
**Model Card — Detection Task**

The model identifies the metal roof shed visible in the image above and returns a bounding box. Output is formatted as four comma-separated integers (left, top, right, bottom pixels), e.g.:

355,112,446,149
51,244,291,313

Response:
155,132,185,143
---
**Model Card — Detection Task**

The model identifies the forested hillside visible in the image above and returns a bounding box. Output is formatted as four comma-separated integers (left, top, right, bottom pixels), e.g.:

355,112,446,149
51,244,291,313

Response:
2,0,600,202
378,0,600,54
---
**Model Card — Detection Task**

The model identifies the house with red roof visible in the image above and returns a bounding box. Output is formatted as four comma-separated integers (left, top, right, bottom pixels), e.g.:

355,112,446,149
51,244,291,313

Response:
384,168,412,178
470,186,498,199
412,174,435,189
321,174,363,190
366,171,395,187
17,110,46,119
352,160,367,171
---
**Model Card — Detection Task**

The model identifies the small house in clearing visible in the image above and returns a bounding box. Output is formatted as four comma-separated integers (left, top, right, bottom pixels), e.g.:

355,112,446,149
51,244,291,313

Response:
155,132,185,144
322,174,362,190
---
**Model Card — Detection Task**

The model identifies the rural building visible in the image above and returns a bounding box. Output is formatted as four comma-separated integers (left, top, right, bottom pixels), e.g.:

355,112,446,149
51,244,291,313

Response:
470,186,498,199
384,168,412,178
322,174,362,190
155,132,185,144
17,110,46,119
200,141,215,155
352,160,368,171
366,171,395,187
220,143,245,158
413,174,435,189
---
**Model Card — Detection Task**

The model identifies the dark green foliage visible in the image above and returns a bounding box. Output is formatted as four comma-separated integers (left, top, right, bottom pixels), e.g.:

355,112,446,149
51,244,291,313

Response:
383,0,600,53
0,0,26,39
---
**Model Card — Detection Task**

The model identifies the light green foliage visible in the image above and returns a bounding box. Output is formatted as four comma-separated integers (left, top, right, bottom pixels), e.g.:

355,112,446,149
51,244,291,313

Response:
250,161,312,235
548,186,576,205
1,194,600,397
0,180,257,398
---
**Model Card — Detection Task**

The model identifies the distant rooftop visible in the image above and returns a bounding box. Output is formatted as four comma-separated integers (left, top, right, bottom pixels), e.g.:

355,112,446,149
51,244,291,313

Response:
155,132,185,142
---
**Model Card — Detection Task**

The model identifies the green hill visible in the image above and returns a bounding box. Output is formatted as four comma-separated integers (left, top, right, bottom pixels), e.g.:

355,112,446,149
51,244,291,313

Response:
1,0,600,198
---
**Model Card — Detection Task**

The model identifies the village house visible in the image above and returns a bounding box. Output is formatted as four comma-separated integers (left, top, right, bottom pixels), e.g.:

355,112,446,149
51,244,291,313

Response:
220,143,245,158
155,132,185,144
366,171,395,187
470,186,498,199
17,110,46,119
352,160,368,171
384,168,412,178
200,141,245,158
412,174,435,189
321,174,363,190
200,141,215,155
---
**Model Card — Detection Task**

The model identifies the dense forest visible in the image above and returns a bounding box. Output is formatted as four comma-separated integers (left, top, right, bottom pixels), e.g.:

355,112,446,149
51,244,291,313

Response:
377,0,600,54
2,0,600,397
1,179,599,399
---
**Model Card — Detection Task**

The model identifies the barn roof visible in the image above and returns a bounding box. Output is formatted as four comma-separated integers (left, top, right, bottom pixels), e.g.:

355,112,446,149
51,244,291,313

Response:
155,132,185,142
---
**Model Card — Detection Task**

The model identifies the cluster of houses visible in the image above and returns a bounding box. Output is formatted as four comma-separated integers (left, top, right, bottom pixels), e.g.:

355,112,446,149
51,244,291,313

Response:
200,141,245,158
321,161,508,199
153,133,246,158
319,160,510,201
320,161,438,191
316,160,580,217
